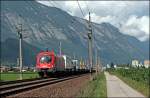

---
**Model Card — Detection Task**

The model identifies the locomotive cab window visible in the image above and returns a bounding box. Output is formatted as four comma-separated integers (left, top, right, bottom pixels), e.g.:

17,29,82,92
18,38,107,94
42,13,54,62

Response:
40,56,52,63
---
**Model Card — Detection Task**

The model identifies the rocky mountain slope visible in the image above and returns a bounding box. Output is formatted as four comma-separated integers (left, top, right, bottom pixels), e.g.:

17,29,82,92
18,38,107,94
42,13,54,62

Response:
1,0,149,66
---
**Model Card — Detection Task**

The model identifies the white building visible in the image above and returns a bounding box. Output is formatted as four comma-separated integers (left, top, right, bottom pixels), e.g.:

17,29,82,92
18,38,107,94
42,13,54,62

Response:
106,64,110,68
138,62,143,67
132,60,139,67
114,65,117,68
144,60,150,68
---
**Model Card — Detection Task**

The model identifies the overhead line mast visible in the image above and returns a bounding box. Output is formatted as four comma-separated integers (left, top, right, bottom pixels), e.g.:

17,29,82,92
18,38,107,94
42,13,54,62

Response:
88,12,93,73
16,14,28,80
76,0,93,72
16,24,24,80
59,41,62,56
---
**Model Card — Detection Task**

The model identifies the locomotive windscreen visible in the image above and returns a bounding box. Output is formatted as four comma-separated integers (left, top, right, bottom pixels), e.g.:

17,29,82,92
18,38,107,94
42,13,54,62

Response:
40,56,52,63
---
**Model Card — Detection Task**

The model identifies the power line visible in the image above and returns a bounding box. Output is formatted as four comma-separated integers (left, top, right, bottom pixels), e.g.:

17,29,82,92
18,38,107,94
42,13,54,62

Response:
47,1,142,65
76,1,94,71
51,1,61,8
80,1,99,68
84,1,90,13
76,0,85,18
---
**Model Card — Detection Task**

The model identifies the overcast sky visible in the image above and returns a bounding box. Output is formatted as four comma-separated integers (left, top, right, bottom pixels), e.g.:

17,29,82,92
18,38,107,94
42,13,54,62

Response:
37,1,149,42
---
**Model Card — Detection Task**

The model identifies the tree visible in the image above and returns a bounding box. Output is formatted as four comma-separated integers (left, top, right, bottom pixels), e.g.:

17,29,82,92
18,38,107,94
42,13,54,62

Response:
110,62,114,68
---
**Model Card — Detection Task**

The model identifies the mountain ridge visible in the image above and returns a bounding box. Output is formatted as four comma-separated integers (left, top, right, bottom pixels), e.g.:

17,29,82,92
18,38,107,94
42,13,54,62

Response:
1,1,149,66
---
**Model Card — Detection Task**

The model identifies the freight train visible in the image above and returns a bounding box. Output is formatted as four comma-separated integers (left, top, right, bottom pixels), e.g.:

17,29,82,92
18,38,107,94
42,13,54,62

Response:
36,50,89,77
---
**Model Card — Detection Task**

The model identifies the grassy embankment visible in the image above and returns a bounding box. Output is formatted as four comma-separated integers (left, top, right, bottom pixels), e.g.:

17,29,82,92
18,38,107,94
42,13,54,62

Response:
77,72,107,97
107,68,150,97
0,72,39,81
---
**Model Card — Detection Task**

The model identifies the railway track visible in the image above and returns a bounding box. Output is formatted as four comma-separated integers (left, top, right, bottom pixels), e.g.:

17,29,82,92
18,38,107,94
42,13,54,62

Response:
0,78,42,85
0,74,87,97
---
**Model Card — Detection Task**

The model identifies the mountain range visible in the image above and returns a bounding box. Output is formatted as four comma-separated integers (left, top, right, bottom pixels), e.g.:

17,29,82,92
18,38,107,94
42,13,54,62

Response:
1,0,149,66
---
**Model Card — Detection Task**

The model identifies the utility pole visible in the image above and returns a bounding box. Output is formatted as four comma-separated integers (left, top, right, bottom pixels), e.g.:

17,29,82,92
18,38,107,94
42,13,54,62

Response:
95,49,98,75
16,24,25,80
73,52,75,59
87,12,93,73
59,41,62,56
98,57,101,72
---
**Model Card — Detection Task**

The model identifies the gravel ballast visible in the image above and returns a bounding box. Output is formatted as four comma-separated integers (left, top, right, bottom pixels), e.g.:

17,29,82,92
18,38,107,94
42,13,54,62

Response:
7,74,90,98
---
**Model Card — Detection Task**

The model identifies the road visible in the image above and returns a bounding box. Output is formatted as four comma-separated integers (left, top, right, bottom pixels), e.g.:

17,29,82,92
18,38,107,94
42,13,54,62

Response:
105,72,146,98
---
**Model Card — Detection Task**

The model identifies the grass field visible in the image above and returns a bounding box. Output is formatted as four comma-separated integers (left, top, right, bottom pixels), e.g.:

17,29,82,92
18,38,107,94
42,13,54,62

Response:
0,72,39,81
77,72,107,97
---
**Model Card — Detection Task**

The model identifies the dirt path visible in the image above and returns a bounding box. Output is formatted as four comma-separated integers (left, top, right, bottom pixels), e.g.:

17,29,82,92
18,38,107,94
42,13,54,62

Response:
105,72,146,98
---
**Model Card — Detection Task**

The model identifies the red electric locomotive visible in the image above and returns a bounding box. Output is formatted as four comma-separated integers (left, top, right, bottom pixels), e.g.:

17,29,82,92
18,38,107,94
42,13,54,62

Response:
36,50,89,77
36,50,75,77
36,50,55,77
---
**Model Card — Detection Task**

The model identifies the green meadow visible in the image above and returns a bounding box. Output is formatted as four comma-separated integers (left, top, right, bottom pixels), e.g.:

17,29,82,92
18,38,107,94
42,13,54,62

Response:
0,72,39,81
77,72,107,97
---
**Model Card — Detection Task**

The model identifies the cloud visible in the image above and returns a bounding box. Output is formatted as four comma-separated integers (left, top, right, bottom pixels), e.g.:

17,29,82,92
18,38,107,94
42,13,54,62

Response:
84,13,116,24
37,1,149,41
120,15,149,41
37,1,149,17
84,13,149,41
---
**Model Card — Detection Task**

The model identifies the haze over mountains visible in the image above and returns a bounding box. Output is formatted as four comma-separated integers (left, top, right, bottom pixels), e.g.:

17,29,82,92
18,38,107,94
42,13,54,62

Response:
1,1,149,66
